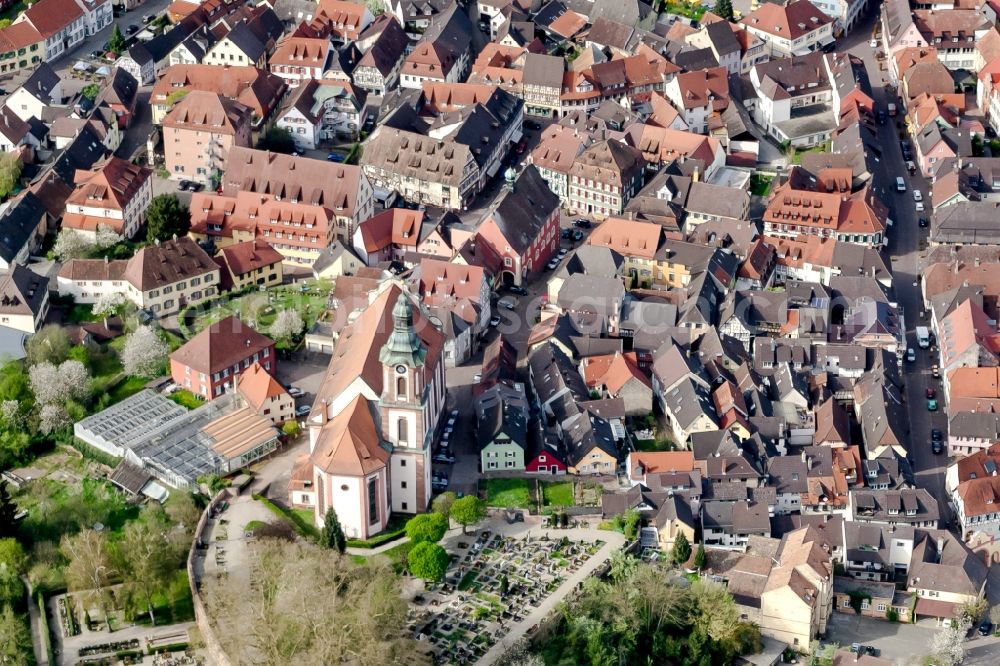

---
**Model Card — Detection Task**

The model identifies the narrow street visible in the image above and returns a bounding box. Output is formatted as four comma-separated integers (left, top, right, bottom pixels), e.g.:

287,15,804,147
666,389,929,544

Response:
843,11,951,522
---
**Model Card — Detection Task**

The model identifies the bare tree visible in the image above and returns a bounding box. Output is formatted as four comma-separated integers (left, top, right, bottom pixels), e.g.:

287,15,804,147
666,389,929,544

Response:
929,618,972,666
52,229,94,262
269,309,304,342
205,539,422,665
121,326,169,377
119,508,175,626
62,529,116,632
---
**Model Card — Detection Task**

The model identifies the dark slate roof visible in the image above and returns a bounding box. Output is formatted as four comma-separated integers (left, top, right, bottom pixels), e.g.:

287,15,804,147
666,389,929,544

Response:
143,11,209,62
477,397,529,450
97,67,139,110
20,63,61,105
50,124,108,184
487,165,559,255
223,22,267,63
0,193,47,264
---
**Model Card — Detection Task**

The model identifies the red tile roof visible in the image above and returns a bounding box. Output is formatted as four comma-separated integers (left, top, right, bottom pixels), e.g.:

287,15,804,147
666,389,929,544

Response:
171,315,275,376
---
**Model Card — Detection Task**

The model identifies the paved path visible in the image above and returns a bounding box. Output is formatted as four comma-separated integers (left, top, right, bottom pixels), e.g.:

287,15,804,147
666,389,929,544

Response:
23,576,48,666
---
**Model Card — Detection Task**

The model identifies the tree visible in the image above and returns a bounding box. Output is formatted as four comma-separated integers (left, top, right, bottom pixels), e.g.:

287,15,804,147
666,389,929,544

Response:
94,224,123,250
118,507,176,626
29,360,90,406
0,539,27,576
25,324,72,366
320,508,346,553
165,492,201,534
622,508,640,540
450,496,486,535
203,539,416,664
432,491,456,524
0,153,20,201
121,326,169,377
671,532,691,566
108,24,125,54
165,89,189,106
52,228,94,262
62,529,115,632
930,617,972,666
693,542,706,569
260,126,295,154
81,84,100,102
960,597,989,623
92,291,128,328
407,541,449,581
270,308,304,343
0,605,32,666
282,420,300,437
405,513,448,544
0,483,19,538
713,0,734,20
0,20,11,29
146,194,191,242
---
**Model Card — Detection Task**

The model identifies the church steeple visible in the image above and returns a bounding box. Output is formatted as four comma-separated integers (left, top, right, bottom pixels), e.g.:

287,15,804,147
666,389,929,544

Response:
379,293,427,368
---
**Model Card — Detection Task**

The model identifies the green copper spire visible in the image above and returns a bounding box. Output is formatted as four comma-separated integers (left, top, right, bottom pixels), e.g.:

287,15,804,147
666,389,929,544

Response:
379,293,427,367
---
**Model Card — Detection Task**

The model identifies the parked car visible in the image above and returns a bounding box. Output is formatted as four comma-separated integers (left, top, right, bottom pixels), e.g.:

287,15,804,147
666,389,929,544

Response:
498,297,516,310
176,179,190,191
489,315,501,327
326,152,344,162
906,160,916,173
295,404,311,417
546,258,560,270
919,217,929,227
560,228,573,239
126,25,139,35
287,386,304,398
927,399,938,411
931,440,943,455
931,428,942,441
573,219,592,228
433,453,456,464
863,647,880,658
913,190,923,202
507,285,528,296
932,365,940,378
915,201,925,212
557,248,568,258
979,620,993,636
473,373,482,383
572,229,585,241
926,387,936,399
91,49,105,58
869,39,878,48
906,348,916,362
525,120,541,130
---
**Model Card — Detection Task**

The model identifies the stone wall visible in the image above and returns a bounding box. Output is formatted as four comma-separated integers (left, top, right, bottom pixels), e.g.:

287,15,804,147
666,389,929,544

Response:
186,490,232,666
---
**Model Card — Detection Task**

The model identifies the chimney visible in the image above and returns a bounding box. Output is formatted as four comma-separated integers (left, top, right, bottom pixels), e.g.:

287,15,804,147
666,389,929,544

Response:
801,449,806,463
321,398,329,425
936,536,944,562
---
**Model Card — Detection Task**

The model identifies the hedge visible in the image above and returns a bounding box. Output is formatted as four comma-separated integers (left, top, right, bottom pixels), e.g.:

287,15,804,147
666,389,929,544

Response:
252,494,319,541
38,591,54,664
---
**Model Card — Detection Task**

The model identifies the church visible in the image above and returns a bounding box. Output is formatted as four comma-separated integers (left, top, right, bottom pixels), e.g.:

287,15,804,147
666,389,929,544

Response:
288,283,447,539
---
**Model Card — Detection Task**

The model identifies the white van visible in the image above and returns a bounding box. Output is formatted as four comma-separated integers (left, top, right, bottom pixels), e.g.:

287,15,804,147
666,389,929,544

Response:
896,177,906,192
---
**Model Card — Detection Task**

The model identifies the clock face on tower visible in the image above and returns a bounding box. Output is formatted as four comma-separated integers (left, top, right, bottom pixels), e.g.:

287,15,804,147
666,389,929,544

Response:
395,365,407,374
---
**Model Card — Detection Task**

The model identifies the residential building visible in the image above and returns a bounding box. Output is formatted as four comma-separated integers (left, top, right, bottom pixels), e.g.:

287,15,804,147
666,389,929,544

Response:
269,36,333,86
62,157,153,240
522,53,563,117
0,193,49,271
237,361,294,425
567,140,645,218
528,125,587,200
352,14,409,96
475,165,560,286
579,351,652,416
414,258,491,365
748,52,838,148
171,315,276,399
0,263,49,334
352,208,423,266
309,0,374,43
4,63,62,123
399,3,473,89
913,8,990,71
850,488,940,529
150,64,287,132
214,239,284,291
275,79,366,149
161,91,253,185
663,66,729,134
220,146,375,246
9,0,112,65
741,0,835,57
57,236,220,316
478,384,529,472
763,174,887,247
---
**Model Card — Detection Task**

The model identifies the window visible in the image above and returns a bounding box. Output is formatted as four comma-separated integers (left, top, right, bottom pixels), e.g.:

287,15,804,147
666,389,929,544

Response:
401,501,408,511
861,600,870,610
397,418,407,443
400,459,406,467
401,481,407,489
877,603,886,612
396,376,406,399
367,478,378,525
842,599,851,608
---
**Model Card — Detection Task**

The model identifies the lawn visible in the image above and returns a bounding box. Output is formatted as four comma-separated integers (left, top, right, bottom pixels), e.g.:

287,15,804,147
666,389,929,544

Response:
634,439,674,452
749,174,774,197
791,142,832,165
16,477,140,543
661,1,705,20
182,279,332,340
542,481,574,507
484,478,532,509
136,570,194,625
105,375,148,404
345,513,408,548
169,389,204,410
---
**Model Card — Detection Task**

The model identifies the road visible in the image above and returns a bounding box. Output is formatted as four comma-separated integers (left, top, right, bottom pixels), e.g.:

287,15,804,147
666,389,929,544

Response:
842,11,951,523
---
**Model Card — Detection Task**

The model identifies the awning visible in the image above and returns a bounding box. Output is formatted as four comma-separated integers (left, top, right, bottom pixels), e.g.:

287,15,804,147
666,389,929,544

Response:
487,161,501,178
819,34,836,46
509,129,523,143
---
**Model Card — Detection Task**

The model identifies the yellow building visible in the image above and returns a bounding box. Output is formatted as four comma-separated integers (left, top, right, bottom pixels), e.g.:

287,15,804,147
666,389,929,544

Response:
215,239,284,292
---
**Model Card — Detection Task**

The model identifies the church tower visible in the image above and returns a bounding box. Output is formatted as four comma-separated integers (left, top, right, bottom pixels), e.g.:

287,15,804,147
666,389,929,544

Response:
379,292,433,513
